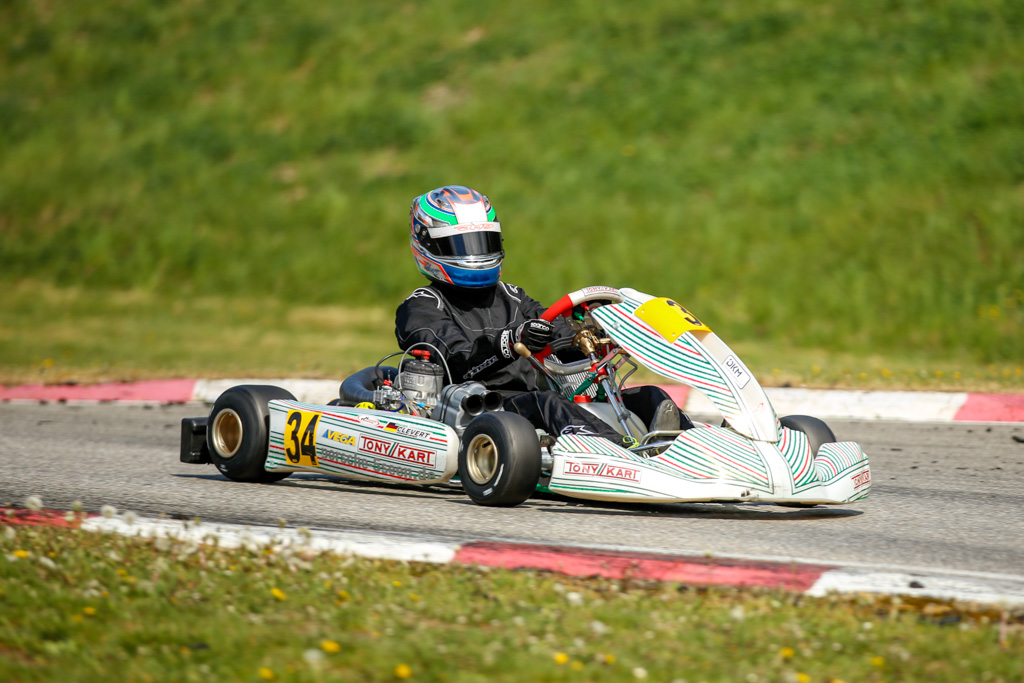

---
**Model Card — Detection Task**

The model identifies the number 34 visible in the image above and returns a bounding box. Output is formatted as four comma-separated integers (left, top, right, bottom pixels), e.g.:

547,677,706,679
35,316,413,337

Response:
284,410,320,467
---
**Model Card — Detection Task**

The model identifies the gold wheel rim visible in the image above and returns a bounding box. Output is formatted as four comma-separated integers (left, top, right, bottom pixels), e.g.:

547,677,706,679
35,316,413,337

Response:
211,408,243,458
466,433,498,485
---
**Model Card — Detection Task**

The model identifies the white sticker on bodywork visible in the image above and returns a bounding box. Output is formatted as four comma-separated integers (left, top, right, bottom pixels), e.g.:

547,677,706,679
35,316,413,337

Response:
722,355,752,389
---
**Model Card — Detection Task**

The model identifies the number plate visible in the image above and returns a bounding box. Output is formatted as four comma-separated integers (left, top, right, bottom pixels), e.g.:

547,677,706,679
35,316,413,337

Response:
634,298,711,342
283,409,320,467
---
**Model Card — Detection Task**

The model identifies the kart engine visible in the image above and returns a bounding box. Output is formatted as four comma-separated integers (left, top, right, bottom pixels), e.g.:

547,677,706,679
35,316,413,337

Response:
367,349,504,434
388,356,445,415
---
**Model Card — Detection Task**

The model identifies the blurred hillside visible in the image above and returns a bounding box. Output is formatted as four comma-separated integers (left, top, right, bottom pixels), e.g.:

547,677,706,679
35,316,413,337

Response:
1,0,1022,360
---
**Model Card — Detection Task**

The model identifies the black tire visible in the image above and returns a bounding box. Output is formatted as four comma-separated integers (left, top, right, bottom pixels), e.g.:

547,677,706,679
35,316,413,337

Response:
458,412,541,507
208,385,297,483
777,415,838,508
780,415,836,456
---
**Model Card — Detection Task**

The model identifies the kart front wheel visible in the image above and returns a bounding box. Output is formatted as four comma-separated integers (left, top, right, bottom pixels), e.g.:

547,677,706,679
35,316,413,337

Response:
776,415,838,508
208,385,297,483
459,412,541,507
780,415,836,456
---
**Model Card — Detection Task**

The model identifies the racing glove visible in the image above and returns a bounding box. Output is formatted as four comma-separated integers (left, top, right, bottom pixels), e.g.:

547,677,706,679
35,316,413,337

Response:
494,319,555,359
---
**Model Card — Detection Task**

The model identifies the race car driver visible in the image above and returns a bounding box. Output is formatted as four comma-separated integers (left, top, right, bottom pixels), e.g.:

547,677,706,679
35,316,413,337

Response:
394,185,692,445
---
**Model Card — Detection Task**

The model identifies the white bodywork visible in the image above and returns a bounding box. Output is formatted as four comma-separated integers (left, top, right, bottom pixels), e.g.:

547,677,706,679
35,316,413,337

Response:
545,288,870,504
264,402,459,484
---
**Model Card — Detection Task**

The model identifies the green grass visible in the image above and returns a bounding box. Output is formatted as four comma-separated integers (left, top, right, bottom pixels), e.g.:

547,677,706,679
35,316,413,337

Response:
2,282,1021,392
2,515,1021,682
0,281,391,386
1,0,1023,364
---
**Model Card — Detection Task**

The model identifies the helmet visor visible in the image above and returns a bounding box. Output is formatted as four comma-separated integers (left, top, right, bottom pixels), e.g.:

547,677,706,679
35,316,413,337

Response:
427,224,503,258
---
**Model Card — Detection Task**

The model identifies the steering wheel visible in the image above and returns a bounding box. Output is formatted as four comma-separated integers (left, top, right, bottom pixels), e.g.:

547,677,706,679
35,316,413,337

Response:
533,286,625,361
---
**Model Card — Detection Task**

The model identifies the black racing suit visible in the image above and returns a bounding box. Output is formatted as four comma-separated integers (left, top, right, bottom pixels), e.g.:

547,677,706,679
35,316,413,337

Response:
394,281,675,441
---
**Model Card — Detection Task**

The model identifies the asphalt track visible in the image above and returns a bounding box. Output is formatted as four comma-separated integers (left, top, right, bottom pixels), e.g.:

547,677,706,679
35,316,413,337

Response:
1,403,1023,579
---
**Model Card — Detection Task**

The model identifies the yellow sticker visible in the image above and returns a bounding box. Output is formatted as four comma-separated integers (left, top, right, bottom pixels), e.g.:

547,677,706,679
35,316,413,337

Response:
634,298,711,342
283,409,320,467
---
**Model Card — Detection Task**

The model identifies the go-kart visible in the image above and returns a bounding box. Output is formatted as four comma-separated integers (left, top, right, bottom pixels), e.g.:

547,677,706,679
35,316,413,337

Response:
180,286,871,508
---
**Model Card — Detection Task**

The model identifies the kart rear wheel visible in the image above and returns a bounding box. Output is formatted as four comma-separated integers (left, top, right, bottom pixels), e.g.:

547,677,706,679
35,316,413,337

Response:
780,414,836,456
459,412,541,507
208,385,297,483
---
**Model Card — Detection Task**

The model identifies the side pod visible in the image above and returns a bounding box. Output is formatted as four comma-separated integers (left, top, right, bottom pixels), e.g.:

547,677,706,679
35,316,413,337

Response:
180,417,211,464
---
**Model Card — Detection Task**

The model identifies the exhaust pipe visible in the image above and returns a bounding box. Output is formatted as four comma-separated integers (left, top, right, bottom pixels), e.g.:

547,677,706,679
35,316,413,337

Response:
483,391,503,412
461,393,485,416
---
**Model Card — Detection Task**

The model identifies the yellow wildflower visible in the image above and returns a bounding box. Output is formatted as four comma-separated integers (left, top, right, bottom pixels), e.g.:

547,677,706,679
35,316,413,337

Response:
394,663,412,679
258,667,275,680
780,646,795,659
871,656,886,667
271,588,286,601
554,652,569,665
83,606,97,616
796,674,810,683
321,640,341,654
13,550,28,559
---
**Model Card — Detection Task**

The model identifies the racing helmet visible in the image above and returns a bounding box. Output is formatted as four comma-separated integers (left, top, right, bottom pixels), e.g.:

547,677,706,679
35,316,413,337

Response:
409,185,503,288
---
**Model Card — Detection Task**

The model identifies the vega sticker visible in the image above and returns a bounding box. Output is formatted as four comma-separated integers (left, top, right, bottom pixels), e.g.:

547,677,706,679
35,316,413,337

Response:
322,429,356,447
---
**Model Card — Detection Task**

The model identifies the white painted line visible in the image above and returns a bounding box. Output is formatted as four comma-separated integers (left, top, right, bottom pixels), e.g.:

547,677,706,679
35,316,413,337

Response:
191,379,340,405
77,515,1024,607
767,388,970,422
809,568,1024,608
81,516,459,564
683,387,969,422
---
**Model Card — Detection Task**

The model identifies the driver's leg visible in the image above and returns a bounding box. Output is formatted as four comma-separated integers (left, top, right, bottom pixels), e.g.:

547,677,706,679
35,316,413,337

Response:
621,386,694,431
503,391,624,441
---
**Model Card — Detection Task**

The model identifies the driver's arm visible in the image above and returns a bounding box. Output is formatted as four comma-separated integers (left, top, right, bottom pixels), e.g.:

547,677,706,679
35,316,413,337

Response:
521,292,584,362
